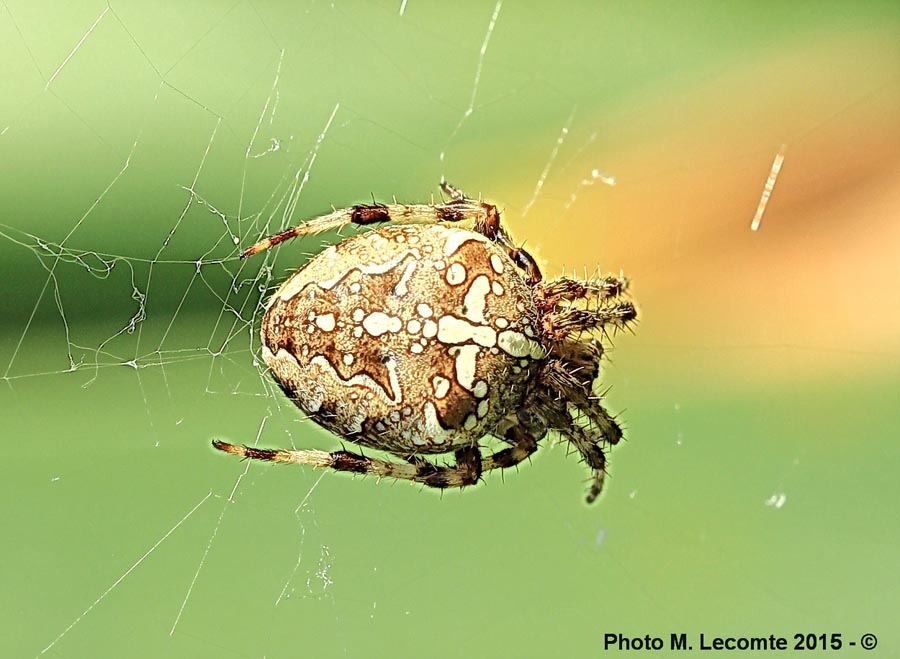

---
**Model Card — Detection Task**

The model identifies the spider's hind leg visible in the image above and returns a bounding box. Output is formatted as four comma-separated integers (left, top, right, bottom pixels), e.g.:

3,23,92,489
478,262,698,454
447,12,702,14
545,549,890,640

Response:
212,427,540,492
213,440,483,489
240,183,499,259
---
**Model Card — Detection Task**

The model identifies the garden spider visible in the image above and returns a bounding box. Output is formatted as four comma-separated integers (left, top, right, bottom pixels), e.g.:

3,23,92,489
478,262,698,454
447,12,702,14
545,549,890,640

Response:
214,182,636,503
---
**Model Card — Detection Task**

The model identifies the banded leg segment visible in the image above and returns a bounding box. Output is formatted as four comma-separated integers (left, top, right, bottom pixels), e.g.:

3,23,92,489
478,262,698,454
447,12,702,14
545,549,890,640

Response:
240,198,497,258
555,416,615,504
535,275,630,309
439,181,542,284
483,426,539,472
535,270,636,341
240,181,544,285
543,303,636,341
212,427,539,491
212,439,480,488
533,372,623,503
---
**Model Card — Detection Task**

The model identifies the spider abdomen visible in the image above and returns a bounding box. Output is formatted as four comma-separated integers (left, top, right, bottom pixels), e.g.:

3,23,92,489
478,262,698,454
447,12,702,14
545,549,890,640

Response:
261,224,544,454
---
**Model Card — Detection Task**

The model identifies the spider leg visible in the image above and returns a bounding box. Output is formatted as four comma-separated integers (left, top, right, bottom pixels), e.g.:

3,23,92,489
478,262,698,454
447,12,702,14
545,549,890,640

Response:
240,198,497,258
532,397,618,504
535,271,635,341
439,179,468,202
534,274,629,310
438,182,543,283
543,302,636,342
213,439,481,488
242,180,543,284
566,418,613,504
537,359,623,503
499,235,543,285
481,425,539,473
212,430,538,491
541,357,623,446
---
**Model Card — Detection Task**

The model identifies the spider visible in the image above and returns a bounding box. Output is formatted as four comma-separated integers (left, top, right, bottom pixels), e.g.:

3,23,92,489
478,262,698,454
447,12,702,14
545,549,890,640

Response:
213,182,636,503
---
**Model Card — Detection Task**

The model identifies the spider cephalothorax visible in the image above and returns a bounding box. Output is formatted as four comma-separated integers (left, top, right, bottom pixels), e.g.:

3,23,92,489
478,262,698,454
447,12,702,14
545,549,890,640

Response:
214,182,636,503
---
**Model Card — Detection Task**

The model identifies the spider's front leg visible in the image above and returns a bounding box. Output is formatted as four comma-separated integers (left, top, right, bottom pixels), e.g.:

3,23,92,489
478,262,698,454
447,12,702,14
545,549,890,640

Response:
535,274,635,341
534,274,630,310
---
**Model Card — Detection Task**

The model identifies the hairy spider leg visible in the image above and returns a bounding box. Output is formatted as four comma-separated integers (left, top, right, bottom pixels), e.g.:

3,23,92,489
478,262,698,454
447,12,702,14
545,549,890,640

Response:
542,303,637,342
239,200,492,258
543,359,623,443
563,416,612,504
438,179,467,202
226,182,636,502
212,424,538,491
440,181,542,284
528,270,633,502
537,354,624,500
534,274,630,309
240,182,544,284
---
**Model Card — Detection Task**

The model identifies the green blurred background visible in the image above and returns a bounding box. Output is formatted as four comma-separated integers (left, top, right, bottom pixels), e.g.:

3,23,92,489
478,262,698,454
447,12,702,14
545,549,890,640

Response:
2,2,899,657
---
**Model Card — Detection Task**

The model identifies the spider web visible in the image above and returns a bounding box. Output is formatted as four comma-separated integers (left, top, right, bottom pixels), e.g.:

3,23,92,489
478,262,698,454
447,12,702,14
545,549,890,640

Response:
3,3,899,658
